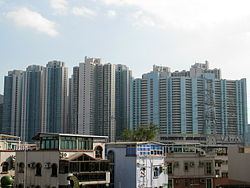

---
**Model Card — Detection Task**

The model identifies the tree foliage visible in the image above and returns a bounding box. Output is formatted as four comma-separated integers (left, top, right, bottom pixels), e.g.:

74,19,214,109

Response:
122,124,158,141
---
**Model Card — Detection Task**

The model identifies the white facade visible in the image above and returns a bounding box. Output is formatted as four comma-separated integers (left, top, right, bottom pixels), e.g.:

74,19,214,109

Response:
106,142,168,188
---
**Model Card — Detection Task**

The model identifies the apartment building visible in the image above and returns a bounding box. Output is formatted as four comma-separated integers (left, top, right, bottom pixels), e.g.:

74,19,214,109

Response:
164,143,231,188
131,62,248,143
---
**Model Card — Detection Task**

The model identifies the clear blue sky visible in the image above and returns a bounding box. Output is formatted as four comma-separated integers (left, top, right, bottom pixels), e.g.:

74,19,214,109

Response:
0,0,250,120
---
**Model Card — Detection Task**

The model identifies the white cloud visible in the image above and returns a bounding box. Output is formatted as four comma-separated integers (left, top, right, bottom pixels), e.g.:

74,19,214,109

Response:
72,6,96,17
49,0,68,14
101,0,250,30
101,0,134,6
6,7,58,37
132,11,156,28
107,10,116,18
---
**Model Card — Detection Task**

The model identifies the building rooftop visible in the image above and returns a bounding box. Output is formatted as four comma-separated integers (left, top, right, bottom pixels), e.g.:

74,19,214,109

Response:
107,141,165,146
0,134,20,140
32,132,108,140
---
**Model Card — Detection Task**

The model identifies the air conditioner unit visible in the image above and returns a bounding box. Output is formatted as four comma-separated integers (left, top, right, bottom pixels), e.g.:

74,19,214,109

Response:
60,152,68,158
199,151,206,156
189,162,195,167
44,163,51,169
28,162,36,168
200,179,205,184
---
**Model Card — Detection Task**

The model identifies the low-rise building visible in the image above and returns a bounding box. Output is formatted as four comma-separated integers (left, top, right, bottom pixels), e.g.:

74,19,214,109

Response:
0,134,21,179
106,142,168,188
164,143,230,188
14,133,110,188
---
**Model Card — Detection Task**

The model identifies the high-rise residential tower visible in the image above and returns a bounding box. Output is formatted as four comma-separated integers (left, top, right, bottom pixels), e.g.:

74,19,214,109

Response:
69,66,79,134
103,63,116,141
140,65,171,126
130,78,142,130
72,57,130,141
115,64,132,139
131,62,247,143
20,65,45,142
2,70,23,136
0,94,4,133
45,61,68,133
78,57,101,135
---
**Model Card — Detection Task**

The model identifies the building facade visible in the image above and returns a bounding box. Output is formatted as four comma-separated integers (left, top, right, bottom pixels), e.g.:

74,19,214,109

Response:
130,78,142,130
228,146,250,184
68,66,79,134
2,70,24,137
0,94,3,133
20,65,45,142
78,57,101,135
106,142,168,188
45,61,68,134
164,142,230,188
70,57,133,142
130,62,248,143
0,134,21,180
115,64,132,139
14,133,110,187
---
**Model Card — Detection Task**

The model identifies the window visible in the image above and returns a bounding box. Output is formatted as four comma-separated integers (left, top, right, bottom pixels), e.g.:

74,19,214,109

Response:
206,179,212,188
78,138,93,150
40,136,59,150
184,162,189,172
206,162,212,175
95,146,103,159
168,179,173,188
59,161,69,174
167,163,173,175
107,150,115,185
51,163,58,177
215,170,220,176
126,145,136,156
60,137,77,150
2,162,9,173
35,163,42,176
18,163,25,173
153,167,159,178
18,184,24,188
222,172,228,178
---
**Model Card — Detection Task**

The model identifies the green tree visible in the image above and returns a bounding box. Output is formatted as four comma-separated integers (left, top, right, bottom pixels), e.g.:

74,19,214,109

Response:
122,124,158,141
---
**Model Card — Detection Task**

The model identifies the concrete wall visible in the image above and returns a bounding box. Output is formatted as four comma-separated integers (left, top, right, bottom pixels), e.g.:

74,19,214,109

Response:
166,153,215,177
14,150,65,187
107,147,137,188
228,146,250,183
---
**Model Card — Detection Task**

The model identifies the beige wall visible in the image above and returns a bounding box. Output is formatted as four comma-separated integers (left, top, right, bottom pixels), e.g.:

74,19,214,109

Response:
0,151,16,178
166,153,215,177
228,146,250,183
14,142,107,187
14,151,63,187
